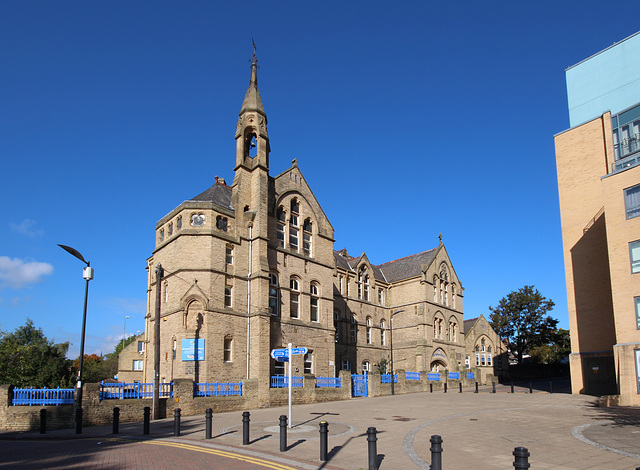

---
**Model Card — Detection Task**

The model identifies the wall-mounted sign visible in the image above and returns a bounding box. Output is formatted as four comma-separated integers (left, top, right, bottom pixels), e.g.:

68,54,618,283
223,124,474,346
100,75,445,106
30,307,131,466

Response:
182,338,205,361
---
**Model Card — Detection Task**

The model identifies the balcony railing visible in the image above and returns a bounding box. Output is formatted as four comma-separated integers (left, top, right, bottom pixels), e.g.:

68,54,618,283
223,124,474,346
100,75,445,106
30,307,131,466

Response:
613,152,640,173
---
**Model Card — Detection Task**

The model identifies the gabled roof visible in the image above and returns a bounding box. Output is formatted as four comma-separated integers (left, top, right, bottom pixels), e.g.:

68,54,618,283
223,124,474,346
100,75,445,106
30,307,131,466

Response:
378,248,438,283
189,181,233,210
463,317,479,335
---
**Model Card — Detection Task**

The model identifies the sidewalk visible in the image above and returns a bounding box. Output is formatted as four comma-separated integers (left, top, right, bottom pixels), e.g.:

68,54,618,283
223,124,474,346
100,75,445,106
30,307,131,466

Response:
2,388,640,469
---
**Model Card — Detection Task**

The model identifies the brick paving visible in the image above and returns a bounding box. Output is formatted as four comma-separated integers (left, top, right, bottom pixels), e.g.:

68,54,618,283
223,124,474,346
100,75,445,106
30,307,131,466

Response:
3,384,640,469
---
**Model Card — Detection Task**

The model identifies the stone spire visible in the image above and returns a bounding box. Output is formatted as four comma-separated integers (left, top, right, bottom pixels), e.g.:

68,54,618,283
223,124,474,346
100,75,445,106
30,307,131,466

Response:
239,46,266,118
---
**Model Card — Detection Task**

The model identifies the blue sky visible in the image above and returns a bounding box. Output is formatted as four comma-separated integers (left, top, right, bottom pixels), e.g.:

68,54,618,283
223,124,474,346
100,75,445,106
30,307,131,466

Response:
1,1,639,358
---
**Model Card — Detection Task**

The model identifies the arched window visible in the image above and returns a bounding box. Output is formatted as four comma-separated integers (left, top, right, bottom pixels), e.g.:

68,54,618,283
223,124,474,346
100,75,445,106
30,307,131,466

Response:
269,273,280,316
362,360,370,373
350,315,357,343
303,218,312,256
290,278,300,319
224,336,233,362
289,200,299,252
358,266,369,300
380,320,386,345
276,207,286,248
487,345,493,366
475,345,480,366
366,317,372,344
310,283,319,322
333,310,340,342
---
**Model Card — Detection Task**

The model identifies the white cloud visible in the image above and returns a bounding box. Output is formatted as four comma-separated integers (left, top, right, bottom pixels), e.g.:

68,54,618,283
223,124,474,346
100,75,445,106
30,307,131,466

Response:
0,256,54,289
10,219,44,238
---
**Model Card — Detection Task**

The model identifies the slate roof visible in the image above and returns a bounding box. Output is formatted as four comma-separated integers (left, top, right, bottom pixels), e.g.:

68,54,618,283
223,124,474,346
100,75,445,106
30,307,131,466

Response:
377,248,438,283
190,181,233,210
463,317,479,335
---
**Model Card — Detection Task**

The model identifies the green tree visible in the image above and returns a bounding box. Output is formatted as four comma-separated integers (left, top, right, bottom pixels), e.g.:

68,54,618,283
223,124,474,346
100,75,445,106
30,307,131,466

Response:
377,359,388,375
489,285,557,365
529,328,570,364
0,319,72,387
102,335,137,380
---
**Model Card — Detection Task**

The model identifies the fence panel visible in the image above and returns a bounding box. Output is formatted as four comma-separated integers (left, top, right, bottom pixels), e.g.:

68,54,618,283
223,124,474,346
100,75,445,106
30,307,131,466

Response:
12,387,74,406
448,372,460,380
466,372,475,380
381,374,398,383
315,377,341,388
195,382,243,397
406,372,421,381
100,382,173,400
352,374,368,397
270,376,303,388
427,372,441,382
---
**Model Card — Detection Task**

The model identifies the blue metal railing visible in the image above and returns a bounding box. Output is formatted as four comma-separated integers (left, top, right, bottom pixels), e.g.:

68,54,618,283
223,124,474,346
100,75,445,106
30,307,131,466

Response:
381,374,398,383
427,372,440,381
100,382,173,400
406,372,421,381
194,382,242,397
448,372,460,380
466,372,475,380
12,387,74,406
270,376,303,388
315,377,341,388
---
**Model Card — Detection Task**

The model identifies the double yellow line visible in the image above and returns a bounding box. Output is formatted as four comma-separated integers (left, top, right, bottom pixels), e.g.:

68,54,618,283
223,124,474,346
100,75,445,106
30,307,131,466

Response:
143,440,300,470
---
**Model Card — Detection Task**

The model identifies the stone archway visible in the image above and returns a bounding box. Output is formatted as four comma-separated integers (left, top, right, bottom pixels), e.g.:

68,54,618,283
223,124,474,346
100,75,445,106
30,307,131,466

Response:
430,348,448,372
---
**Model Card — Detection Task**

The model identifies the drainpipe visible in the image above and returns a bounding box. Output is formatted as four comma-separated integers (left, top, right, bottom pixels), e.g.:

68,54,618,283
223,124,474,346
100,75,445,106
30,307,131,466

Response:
245,211,256,380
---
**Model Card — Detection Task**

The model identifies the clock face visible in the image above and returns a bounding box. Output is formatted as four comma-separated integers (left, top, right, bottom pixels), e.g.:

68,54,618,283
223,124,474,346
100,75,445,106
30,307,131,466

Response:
191,214,205,227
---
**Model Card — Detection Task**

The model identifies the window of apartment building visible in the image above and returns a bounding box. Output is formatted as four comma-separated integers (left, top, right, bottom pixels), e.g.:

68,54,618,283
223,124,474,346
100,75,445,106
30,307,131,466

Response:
626,184,640,219
216,215,228,231
612,109,640,161
342,360,351,372
269,273,280,316
290,278,300,319
304,351,313,374
380,320,386,345
310,283,319,322
366,317,372,344
224,284,232,308
636,297,640,329
289,200,299,251
226,245,233,265
133,360,143,371
276,207,286,248
224,336,233,362
137,341,145,353
630,240,640,274
303,218,312,256
350,315,357,343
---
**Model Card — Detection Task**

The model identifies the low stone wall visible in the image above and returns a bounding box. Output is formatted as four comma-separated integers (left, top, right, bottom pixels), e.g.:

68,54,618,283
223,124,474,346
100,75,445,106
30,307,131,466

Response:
367,370,478,397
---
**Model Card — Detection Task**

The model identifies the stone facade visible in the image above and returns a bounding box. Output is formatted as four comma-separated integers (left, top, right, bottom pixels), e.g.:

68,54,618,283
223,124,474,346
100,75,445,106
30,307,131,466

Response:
126,53,503,401
117,335,145,383
463,315,509,384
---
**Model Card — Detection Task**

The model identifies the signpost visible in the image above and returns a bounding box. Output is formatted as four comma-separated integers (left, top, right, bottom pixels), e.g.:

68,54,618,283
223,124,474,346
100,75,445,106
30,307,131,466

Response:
270,344,308,428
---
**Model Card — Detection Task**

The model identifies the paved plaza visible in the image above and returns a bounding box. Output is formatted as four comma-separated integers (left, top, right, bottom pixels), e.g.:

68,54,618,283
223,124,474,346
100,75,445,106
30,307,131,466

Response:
2,385,640,469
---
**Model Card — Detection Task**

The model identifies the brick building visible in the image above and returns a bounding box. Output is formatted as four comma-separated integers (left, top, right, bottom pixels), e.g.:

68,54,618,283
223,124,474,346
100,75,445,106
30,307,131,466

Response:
131,52,500,392
555,31,640,404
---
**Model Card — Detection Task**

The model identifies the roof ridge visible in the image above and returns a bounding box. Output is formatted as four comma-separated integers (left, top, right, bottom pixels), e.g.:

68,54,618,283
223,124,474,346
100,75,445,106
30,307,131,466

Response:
377,248,436,267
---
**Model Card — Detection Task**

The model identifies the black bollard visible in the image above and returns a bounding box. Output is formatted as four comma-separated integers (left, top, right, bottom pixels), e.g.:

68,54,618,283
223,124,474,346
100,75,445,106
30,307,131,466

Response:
511,381,515,394
430,434,443,470
513,446,530,469
205,408,212,440
143,406,150,435
475,381,478,393
492,382,496,393
75,407,83,434
279,415,287,452
549,381,553,394
459,382,462,393
529,382,533,394
174,408,181,436
430,383,433,393
444,382,447,393
367,427,378,470
319,421,328,461
40,409,46,434
242,411,250,445
112,407,120,434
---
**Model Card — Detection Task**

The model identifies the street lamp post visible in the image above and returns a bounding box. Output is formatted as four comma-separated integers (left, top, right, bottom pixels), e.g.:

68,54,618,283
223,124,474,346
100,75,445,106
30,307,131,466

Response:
389,309,403,396
58,244,93,434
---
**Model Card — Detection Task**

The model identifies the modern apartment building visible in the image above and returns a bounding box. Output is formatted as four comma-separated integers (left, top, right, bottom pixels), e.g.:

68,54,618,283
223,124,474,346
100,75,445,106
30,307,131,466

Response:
555,31,640,404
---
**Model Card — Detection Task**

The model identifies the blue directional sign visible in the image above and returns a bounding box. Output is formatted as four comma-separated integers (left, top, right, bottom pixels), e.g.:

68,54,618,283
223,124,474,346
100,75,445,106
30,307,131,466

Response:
291,347,308,355
270,347,308,359
276,356,289,362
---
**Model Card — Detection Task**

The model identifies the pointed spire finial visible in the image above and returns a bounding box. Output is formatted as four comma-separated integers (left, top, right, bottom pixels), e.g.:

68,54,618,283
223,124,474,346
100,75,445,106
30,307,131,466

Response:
438,233,443,243
249,39,258,85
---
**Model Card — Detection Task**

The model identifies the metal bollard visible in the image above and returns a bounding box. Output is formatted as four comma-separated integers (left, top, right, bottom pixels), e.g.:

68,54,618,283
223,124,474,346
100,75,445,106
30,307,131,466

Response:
549,381,553,394
143,406,150,435
174,408,181,436
529,382,533,394
475,381,478,393
367,427,378,470
205,408,212,439
444,382,447,393
492,382,496,393
511,381,515,394
112,407,120,434
242,411,250,445
459,382,462,393
513,446,530,469
430,383,433,393
319,421,328,461
430,434,443,470
75,406,83,434
279,415,287,452
40,409,46,434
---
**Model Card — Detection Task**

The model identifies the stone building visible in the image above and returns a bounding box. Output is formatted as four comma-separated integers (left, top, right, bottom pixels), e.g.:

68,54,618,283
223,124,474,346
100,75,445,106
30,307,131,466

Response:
116,335,145,383
132,52,500,391
463,315,509,384
555,31,640,404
